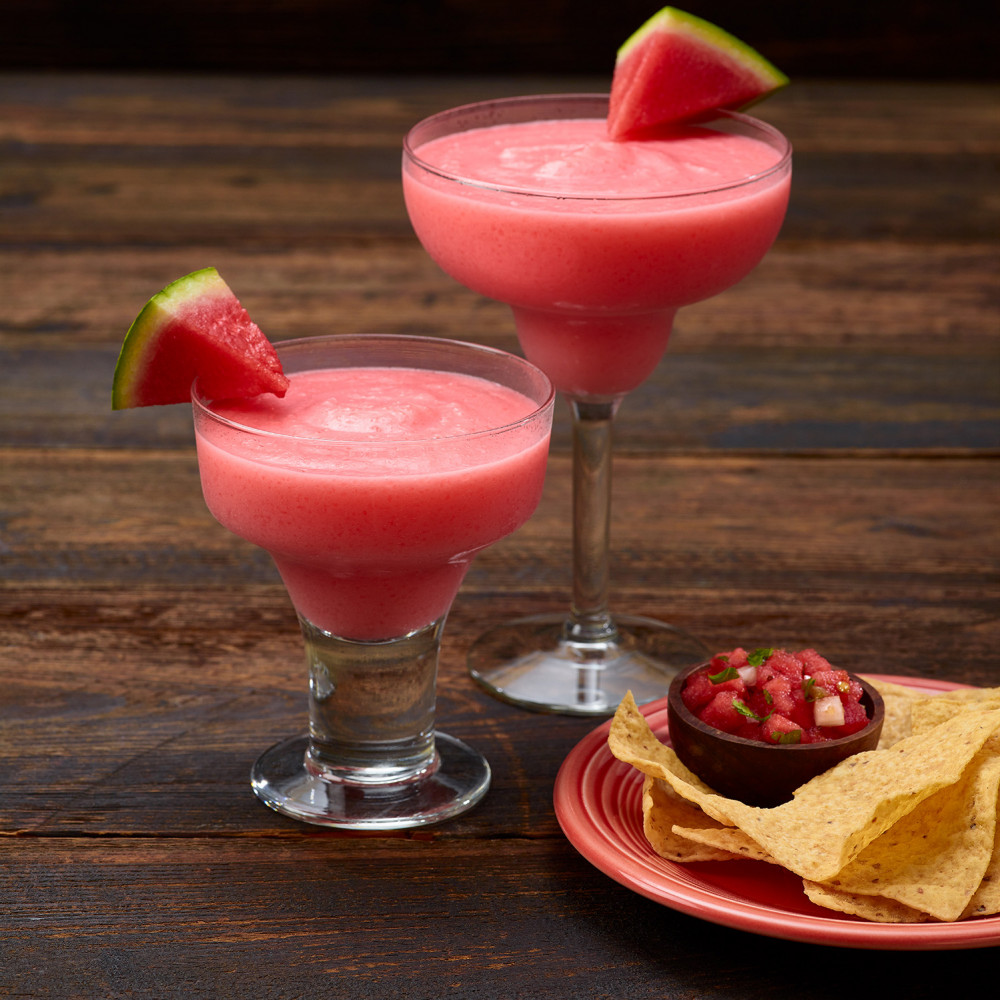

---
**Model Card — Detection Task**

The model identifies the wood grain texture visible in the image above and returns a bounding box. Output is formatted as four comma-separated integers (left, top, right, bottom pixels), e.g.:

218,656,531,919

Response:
1,74,999,995
7,837,998,1000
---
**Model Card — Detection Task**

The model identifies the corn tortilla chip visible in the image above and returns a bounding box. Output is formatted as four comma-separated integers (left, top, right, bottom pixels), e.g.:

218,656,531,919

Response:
670,823,778,864
962,779,1000,919
926,686,1000,704
962,856,1000,918
609,692,1000,884
717,708,1000,883
911,697,1000,736
864,677,918,747
803,882,932,923
864,679,1000,746
608,692,735,827
642,777,743,862
809,738,1000,921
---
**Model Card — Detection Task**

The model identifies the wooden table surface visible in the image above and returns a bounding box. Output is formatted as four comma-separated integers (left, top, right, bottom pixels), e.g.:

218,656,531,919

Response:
1,72,998,997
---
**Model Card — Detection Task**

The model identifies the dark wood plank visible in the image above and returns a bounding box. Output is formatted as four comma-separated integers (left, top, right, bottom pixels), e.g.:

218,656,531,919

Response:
1,77,997,247
5,340,998,452
3,836,999,999
2,238,997,354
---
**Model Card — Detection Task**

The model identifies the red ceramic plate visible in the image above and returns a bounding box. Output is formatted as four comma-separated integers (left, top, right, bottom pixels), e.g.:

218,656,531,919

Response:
553,674,1000,950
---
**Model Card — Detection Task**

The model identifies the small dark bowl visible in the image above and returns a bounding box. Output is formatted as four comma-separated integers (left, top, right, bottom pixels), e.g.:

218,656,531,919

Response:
666,661,885,808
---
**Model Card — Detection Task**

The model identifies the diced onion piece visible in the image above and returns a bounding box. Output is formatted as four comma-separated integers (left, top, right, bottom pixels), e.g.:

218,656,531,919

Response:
736,665,758,686
813,695,845,728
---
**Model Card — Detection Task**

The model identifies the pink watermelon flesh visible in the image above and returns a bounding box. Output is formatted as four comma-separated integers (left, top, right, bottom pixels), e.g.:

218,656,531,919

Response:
113,270,289,408
607,11,788,139
130,295,287,406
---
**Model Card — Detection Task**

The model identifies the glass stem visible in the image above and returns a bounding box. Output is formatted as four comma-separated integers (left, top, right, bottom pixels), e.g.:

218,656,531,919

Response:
301,614,445,785
566,397,622,644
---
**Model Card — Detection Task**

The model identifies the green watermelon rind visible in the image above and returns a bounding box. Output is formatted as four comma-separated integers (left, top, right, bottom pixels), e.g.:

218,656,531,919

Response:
609,7,789,138
111,267,288,410
112,267,220,409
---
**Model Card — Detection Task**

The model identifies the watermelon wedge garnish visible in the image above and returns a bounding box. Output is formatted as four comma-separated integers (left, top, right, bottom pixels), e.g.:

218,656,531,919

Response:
607,7,789,139
112,267,289,409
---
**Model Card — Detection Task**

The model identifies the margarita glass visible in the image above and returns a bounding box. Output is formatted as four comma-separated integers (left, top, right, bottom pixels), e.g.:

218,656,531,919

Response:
192,334,554,827
403,94,791,715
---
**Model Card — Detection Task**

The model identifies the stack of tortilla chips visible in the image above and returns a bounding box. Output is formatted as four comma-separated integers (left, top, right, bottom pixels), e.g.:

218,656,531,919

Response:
608,680,1000,922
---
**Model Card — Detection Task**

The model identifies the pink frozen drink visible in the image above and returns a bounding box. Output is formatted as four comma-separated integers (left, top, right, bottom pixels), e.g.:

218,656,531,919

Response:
404,113,790,398
195,357,551,640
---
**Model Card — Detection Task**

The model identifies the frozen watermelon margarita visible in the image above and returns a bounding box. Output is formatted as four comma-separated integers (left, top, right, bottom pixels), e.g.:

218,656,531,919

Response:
403,95,791,714
193,334,554,828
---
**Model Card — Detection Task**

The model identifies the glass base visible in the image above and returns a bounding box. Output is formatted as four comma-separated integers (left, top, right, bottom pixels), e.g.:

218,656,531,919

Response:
467,613,710,716
250,732,491,830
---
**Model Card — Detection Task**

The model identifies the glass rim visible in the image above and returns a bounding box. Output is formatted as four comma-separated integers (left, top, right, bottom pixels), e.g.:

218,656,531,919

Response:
191,332,556,445
403,93,792,203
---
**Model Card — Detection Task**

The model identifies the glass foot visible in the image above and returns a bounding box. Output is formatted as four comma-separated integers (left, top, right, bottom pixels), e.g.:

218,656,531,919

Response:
467,613,710,716
250,731,491,830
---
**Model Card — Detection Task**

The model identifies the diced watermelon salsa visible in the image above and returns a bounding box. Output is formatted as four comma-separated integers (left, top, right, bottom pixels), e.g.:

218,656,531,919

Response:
681,647,870,744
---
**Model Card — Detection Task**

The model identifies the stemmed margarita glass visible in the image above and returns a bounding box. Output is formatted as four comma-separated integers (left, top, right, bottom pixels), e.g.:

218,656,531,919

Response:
403,94,791,715
192,334,554,827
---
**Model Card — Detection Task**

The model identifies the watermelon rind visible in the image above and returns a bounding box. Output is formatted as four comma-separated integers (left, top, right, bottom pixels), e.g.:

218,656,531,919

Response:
608,7,789,139
111,267,288,409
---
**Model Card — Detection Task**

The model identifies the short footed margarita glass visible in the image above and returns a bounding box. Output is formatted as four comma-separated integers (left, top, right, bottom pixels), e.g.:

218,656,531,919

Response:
192,334,554,827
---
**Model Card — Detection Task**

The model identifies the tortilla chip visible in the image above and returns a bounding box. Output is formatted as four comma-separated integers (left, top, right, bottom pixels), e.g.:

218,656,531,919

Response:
803,882,933,923
641,777,743,862
925,686,1000,704
608,692,735,827
608,692,1000,884
864,677,918,747
610,687,1000,921
962,780,1000,919
865,680,1000,746
911,697,1000,736
670,823,779,864
715,709,1000,883
808,738,1000,921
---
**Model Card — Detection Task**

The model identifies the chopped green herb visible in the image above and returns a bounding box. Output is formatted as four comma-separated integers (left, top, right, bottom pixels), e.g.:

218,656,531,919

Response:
747,647,775,667
770,729,803,745
733,699,771,724
709,665,740,684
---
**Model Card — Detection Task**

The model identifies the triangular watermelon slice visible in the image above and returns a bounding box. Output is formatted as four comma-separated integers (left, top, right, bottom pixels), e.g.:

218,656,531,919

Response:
112,267,289,409
607,7,789,139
